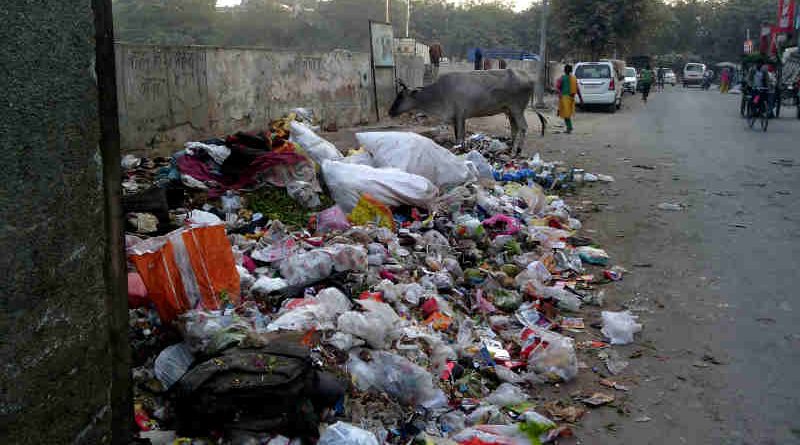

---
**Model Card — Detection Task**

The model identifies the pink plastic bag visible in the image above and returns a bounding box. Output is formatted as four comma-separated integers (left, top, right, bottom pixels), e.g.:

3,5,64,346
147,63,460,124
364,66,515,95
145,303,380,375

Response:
315,205,351,234
482,214,521,237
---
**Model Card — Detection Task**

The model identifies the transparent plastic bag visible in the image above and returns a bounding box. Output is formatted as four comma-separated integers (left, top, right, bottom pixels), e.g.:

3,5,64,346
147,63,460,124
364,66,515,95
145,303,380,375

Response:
526,332,578,382
279,250,334,286
486,383,529,407
318,422,379,445
347,350,446,407
601,310,642,345
325,243,368,273
465,150,494,180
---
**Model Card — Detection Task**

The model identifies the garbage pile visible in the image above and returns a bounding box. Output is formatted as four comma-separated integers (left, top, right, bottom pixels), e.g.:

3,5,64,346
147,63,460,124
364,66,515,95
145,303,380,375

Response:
125,113,640,445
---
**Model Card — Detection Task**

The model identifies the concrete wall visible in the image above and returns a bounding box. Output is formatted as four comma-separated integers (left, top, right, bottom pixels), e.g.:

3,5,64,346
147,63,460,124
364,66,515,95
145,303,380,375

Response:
116,44,375,155
0,1,121,443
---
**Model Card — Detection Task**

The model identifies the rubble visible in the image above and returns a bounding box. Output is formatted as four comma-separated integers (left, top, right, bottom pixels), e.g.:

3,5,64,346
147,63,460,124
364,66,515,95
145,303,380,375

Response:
123,113,640,444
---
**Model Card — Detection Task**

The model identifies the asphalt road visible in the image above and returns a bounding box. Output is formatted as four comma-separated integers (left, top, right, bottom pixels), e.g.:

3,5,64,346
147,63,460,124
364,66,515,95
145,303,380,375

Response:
513,87,800,444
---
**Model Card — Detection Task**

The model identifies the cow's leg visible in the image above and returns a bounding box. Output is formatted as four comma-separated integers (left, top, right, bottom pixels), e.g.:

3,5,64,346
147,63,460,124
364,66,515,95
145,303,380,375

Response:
506,111,519,151
454,114,466,146
510,108,528,155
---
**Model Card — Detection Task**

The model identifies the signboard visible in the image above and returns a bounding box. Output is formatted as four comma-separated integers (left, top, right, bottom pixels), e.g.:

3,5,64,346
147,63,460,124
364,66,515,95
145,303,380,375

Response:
744,39,754,54
370,22,395,67
776,0,795,31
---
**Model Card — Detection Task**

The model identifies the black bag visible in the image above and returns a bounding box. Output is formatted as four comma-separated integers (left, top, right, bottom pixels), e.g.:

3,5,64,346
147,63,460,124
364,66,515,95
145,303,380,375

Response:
174,336,344,437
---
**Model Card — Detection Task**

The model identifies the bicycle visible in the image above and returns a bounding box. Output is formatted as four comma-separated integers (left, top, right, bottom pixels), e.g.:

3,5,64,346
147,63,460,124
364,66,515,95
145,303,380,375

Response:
747,89,769,131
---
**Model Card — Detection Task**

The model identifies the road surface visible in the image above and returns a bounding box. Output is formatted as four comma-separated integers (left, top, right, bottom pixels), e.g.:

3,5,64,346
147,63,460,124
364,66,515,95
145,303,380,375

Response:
511,87,800,444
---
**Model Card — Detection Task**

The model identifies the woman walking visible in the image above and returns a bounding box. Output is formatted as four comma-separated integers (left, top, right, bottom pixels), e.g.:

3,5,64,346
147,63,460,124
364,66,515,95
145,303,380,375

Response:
556,64,583,134
720,68,730,94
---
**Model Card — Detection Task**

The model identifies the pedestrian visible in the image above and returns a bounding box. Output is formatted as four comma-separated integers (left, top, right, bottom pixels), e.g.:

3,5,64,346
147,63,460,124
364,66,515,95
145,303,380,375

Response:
640,64,653,103
429,42,443,79
656,67,665,92
499,58,507,69
556,64,583,134
720,68,730,93
474,47,483,70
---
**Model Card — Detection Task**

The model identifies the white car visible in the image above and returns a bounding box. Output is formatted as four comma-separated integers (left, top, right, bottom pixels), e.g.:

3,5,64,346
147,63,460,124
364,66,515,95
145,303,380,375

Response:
664,68,676,86
575,61,623,112
623,67,638,94
683,63,706,87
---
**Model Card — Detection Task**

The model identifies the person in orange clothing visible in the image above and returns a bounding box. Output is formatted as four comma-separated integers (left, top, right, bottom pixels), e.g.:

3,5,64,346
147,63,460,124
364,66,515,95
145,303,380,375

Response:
556,64,583,134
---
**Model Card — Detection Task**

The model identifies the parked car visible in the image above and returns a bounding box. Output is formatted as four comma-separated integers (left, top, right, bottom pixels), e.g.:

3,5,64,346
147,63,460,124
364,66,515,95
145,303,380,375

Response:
575,61,623,112
623,67,638,94
664,68,677,85
683,63,706,87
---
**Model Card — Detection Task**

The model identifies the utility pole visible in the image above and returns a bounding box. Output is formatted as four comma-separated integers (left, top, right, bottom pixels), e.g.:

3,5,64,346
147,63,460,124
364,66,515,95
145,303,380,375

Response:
534,0,549,108
406,0,410,37
386,0,390,23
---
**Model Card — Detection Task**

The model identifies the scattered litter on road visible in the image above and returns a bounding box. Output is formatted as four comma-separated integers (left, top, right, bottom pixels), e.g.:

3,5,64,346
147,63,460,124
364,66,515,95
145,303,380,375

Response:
657,202,684,211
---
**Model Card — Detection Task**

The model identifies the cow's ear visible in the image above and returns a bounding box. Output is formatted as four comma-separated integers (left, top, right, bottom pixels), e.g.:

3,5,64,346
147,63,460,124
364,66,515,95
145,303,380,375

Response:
410,90,419,97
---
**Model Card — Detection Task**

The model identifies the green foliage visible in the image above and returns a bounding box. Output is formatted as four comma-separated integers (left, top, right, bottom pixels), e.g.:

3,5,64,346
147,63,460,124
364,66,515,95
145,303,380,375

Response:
112,0,782,64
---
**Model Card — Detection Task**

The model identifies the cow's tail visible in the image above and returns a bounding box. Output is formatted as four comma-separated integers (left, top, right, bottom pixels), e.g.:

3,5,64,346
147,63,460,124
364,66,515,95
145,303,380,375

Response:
534,110,547,136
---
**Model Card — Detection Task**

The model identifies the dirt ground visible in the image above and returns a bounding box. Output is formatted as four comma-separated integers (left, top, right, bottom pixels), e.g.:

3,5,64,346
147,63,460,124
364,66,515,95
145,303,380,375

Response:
325,86,800,444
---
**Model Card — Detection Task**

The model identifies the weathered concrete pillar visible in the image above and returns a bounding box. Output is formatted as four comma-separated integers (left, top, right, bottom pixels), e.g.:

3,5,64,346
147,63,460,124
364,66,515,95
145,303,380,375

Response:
0,1,131,444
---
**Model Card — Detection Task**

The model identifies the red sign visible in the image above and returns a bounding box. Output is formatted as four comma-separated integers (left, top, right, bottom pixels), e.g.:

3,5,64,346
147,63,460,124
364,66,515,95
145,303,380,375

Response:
776,0,796,32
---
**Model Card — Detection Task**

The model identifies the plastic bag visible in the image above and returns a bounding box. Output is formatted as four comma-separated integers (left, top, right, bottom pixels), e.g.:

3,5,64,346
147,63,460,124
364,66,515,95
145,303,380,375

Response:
315,206,351,234
357,132,474,187
465,405,511,426
286,180,321,208
512,184,546,215
279,249,334,287
337,300,403,349
341,149,375,166
129,225,241,323
525,330,578,382
325,243,368,273
185,141,231,165
267,287,352,332
576,246,610,265
154,343,195,389
538,286,581,312
324,331,365,351
289,120,343,165
601,310,642,345
486,383,528,407
482,214,521,237
322,160,438,212
349,194,396,230
347,350,447,407
441,410,467,435
465,150,494,181
318,422,379,445
250,276,289,296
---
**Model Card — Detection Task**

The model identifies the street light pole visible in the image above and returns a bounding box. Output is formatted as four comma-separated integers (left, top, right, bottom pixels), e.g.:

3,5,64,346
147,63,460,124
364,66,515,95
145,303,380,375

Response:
534,0,549,108
406,0,410,37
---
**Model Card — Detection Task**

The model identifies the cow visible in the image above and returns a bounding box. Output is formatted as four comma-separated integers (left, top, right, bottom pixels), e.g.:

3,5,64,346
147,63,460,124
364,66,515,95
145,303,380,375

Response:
388,69,546,154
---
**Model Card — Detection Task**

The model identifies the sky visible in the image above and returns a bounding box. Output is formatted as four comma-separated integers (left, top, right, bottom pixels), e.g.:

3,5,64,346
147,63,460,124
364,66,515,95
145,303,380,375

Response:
216,0,536,12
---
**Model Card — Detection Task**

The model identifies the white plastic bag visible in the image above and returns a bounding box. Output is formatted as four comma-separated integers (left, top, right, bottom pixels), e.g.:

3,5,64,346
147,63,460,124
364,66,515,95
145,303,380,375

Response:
337,300,403,349
267,287,352,332
318,422,379,445
486,383,529,407
601,310,642,345
289,121,343,165
250,276,288,295
357,132,474,187
185,141,231,165
322,160,439,212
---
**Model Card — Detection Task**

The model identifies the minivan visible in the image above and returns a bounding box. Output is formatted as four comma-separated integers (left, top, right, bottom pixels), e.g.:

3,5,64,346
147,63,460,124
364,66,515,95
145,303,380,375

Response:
682,63,706,87
574,61,623,112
